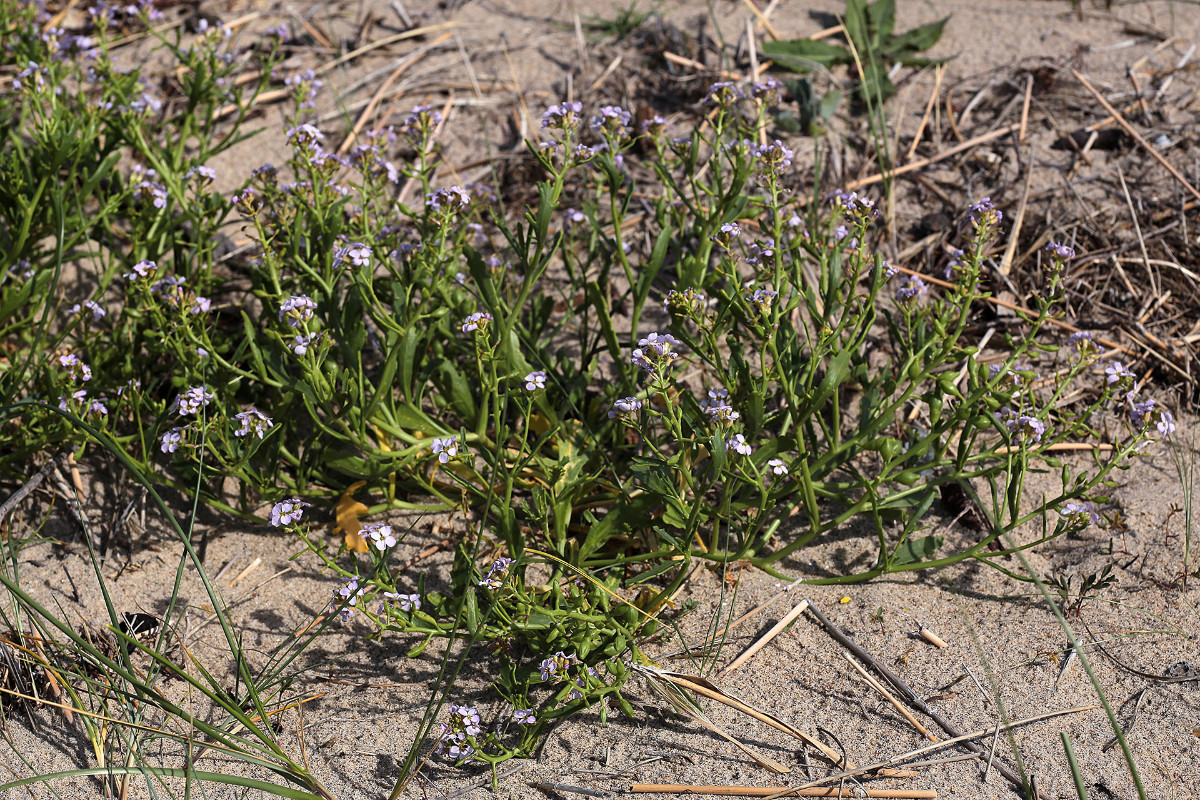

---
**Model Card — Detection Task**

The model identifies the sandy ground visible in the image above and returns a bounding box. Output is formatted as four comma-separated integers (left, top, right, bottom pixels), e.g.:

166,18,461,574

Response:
3,0,1200,798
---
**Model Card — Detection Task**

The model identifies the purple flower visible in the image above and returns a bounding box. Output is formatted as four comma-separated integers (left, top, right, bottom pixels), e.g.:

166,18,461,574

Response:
524,371,546,392
541,101,583,132
340,242,372,268
895,276,927,304
360,522,397,550
430,435,459,463
564,207,586,226
726,434,752,456
767,458,789,476
1060,501,1101,527
664,287,706,318
186,165,217,185
436,704,482,760
705,401,739,423
425,186,471,213
747,286,778,313
1066,331,1094,352
234,408,273,439
134,180,167,209
68,299,106,320
286,123,324,149
970,197,1002,225
269,498,305,527
290,334,314,355
479,557,514,590
124,260,157,282
160,427,184,453
1046,241,1076,260
172,386,213,416
279,294,317,327
631,332,681,373
1105,361,1135,387
591,105,631,135
58,353,92,382
539,651,576,682
512,708,536,725
1129,398,1175,436
58,389,88,413
609,396,643,421
331,577,364,622
999,407,1045,443
710,221,741,250
751,78,784,104
461,311,492,333
749,139,794,177
705,81,743,107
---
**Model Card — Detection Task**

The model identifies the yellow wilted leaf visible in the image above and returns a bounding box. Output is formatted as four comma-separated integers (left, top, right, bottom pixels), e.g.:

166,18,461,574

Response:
335,480,370,552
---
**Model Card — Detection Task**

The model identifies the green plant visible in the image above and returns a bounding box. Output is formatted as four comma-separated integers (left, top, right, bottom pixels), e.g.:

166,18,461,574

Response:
762,0,949,106
0,0,1181,784
583,0,659,41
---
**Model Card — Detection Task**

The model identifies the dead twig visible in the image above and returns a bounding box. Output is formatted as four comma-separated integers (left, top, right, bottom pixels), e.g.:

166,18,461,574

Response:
1073,70,1200,204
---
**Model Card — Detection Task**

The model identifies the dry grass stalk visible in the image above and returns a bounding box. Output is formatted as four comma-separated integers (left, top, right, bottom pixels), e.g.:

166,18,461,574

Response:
917,625,948,649
997,166,1033,276
336,34,451,155
721,599,809,675
741,0,779,40
635,667,791,774
906,65,945,161
664,52,743,81
764,705,1097,799
842,653,938,742
629,786,936,798
636,665,851,769
1073,69,1200,204
845,125,1018,190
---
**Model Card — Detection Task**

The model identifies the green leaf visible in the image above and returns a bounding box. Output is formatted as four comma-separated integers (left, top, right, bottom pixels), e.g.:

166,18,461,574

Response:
885,18,949,61
892,534,944,566
761,39,851,72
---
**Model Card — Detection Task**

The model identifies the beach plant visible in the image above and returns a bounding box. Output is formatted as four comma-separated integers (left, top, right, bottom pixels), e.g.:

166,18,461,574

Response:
0,0,1183,786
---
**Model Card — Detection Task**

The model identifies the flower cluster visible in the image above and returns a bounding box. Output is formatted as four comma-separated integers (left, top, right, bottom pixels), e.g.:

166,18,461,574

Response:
172,386,214,416
1129,398,1175,437
1065,331,1100,362
331,576,365,622
478,557,514,590
895,275,927,304
538,650,600,700
269,497,306,527
541,101,583,134
378,591,421,615
999,407,1046,443
710,221,741,251
631,332,681,375
748,139,794,180
279,294,317,327
609,396,642,422
1104,361,1135,392
285,69,322,111
726,433,753,456
360,522,397,550
1060,501,1101,527
461,311,492,334
59,353,92,382
436,704,482,760
663,287,706,320
523,371,546,392
234,408,273,439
